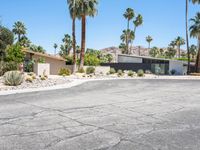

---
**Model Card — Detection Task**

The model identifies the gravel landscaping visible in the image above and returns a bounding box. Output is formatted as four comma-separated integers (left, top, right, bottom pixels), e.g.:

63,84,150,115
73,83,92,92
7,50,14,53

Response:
0,76,72,91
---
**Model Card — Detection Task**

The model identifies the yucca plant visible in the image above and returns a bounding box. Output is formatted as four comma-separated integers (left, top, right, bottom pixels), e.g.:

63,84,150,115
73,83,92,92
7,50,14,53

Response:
4,71,24,86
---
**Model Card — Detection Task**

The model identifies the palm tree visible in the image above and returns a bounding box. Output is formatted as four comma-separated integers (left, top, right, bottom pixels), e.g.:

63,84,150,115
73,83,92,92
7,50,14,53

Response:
120,29,134,54
189,44,197,60
124,8,135,30
67,0,79,73
123,8,134,53
78,0,98,69
146,36,153,49
190,13,200,72
174,36,185,58
53,43,58,55
132,14,143,53
62,34,72,55
133,14,143,33
19,36,31,47
12,21,26,42
149,47,159,57
186,0,200,73
169,40,176,48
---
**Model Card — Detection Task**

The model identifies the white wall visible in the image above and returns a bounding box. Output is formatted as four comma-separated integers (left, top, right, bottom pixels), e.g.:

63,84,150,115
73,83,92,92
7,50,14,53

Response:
169,60,187,75
34,63,50,76
118,55,142,63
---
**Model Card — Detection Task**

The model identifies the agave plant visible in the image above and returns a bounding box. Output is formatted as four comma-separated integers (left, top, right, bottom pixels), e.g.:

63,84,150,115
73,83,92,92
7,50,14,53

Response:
4,71,24,86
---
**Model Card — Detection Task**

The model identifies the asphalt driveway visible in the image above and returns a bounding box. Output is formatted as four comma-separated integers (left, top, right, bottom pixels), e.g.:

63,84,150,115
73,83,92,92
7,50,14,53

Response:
0,79,200,150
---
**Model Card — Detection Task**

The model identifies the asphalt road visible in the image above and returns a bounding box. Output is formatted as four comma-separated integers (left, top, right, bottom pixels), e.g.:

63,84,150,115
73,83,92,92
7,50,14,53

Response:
0,79,200,150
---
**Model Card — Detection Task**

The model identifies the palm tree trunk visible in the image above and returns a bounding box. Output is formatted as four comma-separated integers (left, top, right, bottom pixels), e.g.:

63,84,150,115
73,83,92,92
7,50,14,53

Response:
195,37,200,73
18,34,21,42
178,46,181,58
126,20,129,54
72,17,76,74
80,15,86,69
186,0,190,74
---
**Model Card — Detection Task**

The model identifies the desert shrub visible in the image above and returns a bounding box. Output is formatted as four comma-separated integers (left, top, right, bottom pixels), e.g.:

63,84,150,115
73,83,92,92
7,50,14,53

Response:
78,67,85,73
3,71,24,86
109,68,116,74
145,70,152,74
117,70,123,77
86,67,95,74
40,75,46,80
137,69,144,77
58,68,71,76
25,75,33,83
128,70,134,77
170,69,176,75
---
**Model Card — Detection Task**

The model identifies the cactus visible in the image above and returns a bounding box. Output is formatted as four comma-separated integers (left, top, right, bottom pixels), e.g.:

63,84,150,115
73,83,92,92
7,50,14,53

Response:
4,71,24,86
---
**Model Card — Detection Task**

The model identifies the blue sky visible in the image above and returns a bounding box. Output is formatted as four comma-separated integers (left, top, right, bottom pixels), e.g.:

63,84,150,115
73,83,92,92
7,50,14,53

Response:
0,0,199,54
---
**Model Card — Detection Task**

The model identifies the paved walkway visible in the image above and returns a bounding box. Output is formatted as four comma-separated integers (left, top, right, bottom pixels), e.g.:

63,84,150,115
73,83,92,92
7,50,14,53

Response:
0,79,200,150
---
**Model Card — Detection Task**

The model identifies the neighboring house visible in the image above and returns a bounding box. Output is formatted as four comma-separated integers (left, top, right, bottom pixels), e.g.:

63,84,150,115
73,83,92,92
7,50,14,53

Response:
24,49,67,75
102,54,193,75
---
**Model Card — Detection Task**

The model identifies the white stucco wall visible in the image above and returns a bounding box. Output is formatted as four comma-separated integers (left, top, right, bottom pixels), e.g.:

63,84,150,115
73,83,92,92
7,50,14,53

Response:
34,63,50,76
118,55,143,63
169,60,187,75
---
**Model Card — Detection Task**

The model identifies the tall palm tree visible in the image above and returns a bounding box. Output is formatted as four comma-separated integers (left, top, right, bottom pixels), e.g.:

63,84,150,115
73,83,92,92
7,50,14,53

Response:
53,43,58,55
186,0,200,73
146,35,153,49
190,13,200,72
174,36,185,58
12,21,26,42
133,14,143,33
67,0,79,73
78,0,98,69
132,14,143,54
124,8,135,30
123,8,134,53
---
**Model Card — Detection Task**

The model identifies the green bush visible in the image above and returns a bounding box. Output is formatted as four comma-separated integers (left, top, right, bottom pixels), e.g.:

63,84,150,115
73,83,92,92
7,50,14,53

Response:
128,70,134,77
109,68,116,74
137,69,144,77
78,67,85,73
86,67,95,74
58,68,71,76
4,71,24,86
117,70,123,77
4,44,24,63
0,61,18,76
84,54,100,66
170,69,176,75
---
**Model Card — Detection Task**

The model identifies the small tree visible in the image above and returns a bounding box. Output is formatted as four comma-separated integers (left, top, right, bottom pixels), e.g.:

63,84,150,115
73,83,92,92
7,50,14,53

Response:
0,26,14,60
5,44,25,64
149,47,159,57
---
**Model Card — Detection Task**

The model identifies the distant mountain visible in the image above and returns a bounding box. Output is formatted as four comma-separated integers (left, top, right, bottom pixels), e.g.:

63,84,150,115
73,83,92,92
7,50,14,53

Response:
100,46,150,62
100,46,150,56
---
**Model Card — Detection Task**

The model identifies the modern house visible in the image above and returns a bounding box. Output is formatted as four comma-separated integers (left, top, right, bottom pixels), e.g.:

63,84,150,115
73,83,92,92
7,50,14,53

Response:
102,54,191,75
24,49,67,75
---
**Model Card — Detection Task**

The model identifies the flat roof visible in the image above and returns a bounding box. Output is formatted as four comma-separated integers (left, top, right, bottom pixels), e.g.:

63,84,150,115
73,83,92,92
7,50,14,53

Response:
118,54,171,61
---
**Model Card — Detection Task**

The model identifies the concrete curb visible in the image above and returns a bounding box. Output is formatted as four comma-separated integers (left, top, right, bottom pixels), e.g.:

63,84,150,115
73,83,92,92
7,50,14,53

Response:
0,77,200,96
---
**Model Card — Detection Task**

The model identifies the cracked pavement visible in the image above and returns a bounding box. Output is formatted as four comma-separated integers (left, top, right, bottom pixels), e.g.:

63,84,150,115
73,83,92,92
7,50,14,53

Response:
0,79,200,150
